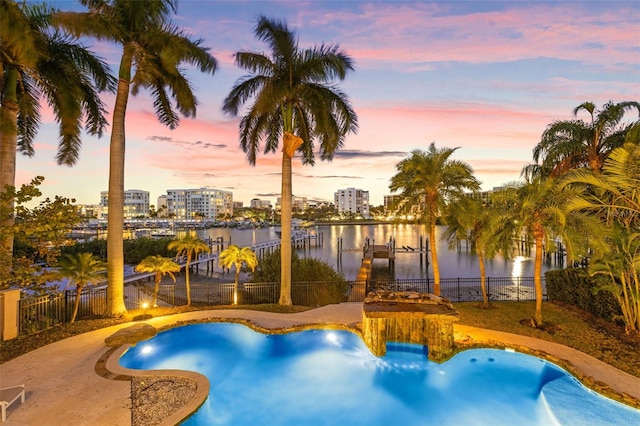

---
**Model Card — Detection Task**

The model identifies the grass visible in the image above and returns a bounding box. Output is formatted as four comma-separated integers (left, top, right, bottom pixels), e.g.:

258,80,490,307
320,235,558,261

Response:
454,301,640,378
1,301,638,380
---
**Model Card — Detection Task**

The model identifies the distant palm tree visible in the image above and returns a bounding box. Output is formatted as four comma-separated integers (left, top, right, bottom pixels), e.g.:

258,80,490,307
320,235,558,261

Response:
219,245,259,305
223,16,357,306
57,252,107,323
389,144,480,296
55,0,217,316
135,255,181,307
0,0,114,278
525,101,640,178
168,234,210,306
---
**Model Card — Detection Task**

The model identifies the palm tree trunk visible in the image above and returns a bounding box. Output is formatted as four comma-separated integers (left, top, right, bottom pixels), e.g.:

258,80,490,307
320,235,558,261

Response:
70,284,84,323
279,148,294,306
234,267,240,305
153,273,161,306
430,222,440,296
0,68,19,285
478,246,489,307
106,50,133,316
534,231,544,326
185,255,192,306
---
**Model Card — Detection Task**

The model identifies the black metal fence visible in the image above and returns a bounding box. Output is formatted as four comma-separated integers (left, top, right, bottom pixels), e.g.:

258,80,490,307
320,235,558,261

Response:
17,276,545,334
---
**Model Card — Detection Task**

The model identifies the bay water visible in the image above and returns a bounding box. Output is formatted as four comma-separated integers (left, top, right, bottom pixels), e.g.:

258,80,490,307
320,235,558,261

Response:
193,223,561,281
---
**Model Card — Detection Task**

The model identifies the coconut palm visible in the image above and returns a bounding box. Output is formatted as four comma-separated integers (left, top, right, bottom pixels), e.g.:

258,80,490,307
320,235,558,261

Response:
0,0,114,277
389,144,480,296
490,177,573,327
168,234,210,306
219,245,259,305
57,252,107,323
223,16,357,306
55,0,217,316
525,101,640,179
134,255,180,307
443,195,508,308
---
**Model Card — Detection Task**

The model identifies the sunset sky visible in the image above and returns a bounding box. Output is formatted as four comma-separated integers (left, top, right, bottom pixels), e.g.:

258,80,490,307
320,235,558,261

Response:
16,0,640,207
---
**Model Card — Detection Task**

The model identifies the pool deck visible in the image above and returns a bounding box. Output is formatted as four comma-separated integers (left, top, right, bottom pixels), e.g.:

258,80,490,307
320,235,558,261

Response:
1,302,639,425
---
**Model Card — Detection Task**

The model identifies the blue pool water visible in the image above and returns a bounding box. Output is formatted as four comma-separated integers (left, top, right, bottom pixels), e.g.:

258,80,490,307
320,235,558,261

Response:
120,323,640,425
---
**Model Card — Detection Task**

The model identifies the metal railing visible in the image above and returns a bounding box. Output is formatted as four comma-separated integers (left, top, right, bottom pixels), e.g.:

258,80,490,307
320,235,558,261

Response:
16,276,545,334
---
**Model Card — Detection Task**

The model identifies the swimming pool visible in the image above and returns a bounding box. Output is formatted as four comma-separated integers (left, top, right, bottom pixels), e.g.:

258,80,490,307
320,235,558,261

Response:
120,323,640,425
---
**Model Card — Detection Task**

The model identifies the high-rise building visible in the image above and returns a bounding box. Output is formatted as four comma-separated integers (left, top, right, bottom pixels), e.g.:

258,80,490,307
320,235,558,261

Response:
165,188,233,219
334,188,370,218
99,189,150,219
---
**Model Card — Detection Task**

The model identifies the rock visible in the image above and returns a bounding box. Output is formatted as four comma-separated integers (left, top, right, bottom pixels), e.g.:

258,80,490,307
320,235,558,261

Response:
105,323,157,347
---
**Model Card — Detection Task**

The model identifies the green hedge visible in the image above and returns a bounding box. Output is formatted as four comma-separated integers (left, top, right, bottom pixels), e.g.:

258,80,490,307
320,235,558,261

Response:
545,268,621,321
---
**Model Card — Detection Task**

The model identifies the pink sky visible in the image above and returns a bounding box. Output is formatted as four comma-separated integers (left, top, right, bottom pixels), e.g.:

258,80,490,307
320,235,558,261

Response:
16,0,640,207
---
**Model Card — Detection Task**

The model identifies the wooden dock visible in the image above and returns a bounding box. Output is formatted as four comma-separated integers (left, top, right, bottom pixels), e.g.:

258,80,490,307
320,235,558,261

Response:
349,243,395,301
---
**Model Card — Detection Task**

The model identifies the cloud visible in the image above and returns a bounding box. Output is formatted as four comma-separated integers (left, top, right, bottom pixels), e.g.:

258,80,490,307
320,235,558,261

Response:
333,150,406,159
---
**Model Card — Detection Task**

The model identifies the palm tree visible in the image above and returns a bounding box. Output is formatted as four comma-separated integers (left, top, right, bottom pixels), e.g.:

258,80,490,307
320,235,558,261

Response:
57,252,107,323
525,101,640,178
443,195,507,308
219,245,259,305
0,0,114,278
168,234,210,306
223,16,357,306
389,144,480,296
561,143,640,334
134,255,180,307
56,0,217,316
491,177,573,327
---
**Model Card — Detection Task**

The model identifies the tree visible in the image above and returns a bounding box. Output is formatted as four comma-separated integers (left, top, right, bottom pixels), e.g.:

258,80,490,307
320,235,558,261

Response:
168,234,210,306
223,16,357,306
525,101,640,178
490,177,572,327
561,143,640,335
218,245,258,305
389,144,480,296
1,176,83,293
0,0,114,269
135,255,181,307
443,195,506,308
57,252,106,323
56,0,217,316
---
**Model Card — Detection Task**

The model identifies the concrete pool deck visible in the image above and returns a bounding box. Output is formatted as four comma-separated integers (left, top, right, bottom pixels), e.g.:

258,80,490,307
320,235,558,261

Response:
0,302,639,425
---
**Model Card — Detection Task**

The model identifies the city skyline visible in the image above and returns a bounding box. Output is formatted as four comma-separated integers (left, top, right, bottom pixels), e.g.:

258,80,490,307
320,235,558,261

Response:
15,0,640,206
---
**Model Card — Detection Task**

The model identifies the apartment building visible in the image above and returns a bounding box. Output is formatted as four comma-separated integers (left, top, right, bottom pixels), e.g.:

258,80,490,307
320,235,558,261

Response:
334,187,370,218
99,189,150,219
250,198,272,209
275,195,308,211
165,188,233,219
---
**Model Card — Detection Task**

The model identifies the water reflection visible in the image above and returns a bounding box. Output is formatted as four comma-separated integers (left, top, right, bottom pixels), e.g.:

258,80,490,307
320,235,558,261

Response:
197,224,562,281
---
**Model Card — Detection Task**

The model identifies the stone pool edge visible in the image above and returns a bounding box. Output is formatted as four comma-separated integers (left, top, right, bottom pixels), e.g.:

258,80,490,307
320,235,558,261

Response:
101,315,640,425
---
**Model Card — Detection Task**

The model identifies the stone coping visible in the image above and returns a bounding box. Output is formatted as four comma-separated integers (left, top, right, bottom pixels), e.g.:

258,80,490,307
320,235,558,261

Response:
100,313,640,424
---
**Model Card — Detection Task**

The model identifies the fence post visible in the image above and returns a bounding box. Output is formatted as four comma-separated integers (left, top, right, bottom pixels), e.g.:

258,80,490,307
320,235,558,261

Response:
0,289,21,341
487,277,490,301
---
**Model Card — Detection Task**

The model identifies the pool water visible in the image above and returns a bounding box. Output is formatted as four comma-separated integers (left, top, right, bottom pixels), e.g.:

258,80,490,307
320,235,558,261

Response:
120,323,640,425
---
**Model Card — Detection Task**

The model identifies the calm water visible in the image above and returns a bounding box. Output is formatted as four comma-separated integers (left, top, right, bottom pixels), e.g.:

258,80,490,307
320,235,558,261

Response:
120,323,640,425
192,224,560,281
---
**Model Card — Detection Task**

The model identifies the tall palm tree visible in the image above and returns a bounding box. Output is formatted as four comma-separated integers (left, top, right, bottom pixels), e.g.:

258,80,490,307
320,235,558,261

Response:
168,234,210,306
57,252,107,323
0,0,114,279
491,177,573,326
223,16,357,306
219,244,258,305
134,255,180,307
389,144,480,296
56,0,217,316
525,101,640,178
